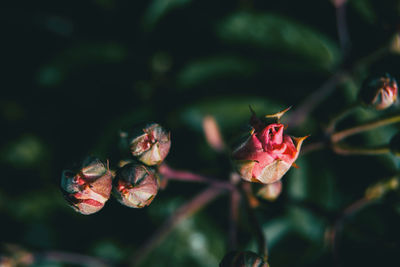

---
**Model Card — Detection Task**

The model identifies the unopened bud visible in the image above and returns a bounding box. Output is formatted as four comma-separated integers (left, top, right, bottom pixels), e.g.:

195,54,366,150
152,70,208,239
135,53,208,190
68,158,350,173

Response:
365,177,399,200
0,244,33,267
257,180,282,201
233,109,307,184
128,123,171,166
61,157,113,215
219,251,269,267
113,162,159,208
359,74,398,110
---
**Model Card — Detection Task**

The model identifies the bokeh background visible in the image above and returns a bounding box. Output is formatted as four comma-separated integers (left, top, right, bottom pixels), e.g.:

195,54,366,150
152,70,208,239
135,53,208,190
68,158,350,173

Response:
2,0,400,266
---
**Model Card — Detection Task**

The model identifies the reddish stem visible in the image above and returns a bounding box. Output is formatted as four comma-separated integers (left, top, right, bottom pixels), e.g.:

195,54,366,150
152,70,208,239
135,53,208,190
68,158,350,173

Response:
158,164,234,190
329,197,371,267
229,188,241,250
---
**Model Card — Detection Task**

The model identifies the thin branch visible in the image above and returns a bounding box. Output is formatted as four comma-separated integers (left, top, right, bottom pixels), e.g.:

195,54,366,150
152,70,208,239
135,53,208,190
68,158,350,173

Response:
159,164,234,190
328,197,371,267
130,186,225,266
332,143,390,155
241,182,268,260
229,187,241,251
333,0,351,54
325,102,361,134
300,141,327,156
331,113,400,143
287,72,348,128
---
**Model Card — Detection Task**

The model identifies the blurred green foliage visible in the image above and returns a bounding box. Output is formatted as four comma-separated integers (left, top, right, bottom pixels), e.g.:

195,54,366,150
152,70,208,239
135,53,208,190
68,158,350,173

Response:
2,0,400,266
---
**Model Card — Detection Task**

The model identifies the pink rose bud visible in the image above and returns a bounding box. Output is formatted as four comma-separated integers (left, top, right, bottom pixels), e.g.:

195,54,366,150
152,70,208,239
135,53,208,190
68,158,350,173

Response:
232,109,307,184
128,123,171,166
219,251,269,267
113,162,159,208
61,157,113,215
257,180,282,201
359,74,398,110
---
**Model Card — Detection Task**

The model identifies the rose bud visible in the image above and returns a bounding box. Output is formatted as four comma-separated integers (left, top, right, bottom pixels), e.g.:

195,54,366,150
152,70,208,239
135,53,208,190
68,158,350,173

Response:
257,180,282,201
128,123,171,166
219,251,269,267
61,157,113,215
232,109,307,184
390,132,400,157
113,162,159,208
359,74,398,110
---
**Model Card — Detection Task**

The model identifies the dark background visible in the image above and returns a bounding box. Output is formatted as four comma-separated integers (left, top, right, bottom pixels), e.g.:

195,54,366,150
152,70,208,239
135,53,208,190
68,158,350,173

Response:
1,0,400,266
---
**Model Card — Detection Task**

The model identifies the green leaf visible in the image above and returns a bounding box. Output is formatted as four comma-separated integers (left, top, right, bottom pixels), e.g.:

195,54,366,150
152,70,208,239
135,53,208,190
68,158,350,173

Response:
349,0,377,24
0,135,48,169
143,0,192,29
36,43,127,87
287,157,339,210
217,12,340,70
177,56,257,88
140,215,225,267
261,217,292,249
287,206,326,243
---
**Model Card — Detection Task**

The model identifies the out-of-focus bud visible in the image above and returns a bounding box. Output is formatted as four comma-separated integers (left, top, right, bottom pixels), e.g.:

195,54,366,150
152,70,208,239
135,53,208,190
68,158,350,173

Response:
390,33,400,54
232,108,307,184
113,162,159,208
257,180,282,201
128,123,171,166
219,251,269,267
365,177,399,200
61,157,113,215
0,244,33,267
390,132,400,156
359,74,398,110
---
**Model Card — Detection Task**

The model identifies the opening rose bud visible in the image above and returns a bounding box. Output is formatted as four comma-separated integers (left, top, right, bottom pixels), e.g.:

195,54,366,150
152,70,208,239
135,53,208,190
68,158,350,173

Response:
61,157,113,215
233,110,307,184
113,162,159,208
219,251,269,267
128,123,171,166
359,74,398,110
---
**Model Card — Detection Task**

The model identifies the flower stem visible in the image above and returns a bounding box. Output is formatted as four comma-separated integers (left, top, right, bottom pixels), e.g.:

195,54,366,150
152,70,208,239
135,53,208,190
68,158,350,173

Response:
331,113,400,143
332,143,390,155
130,186,225,266
300,140,326,155
333,0,350,55
158,164,234,190
325,102,361,134
287,71,348,128
240,182,268,260
229,187,241,251
327,197,372,267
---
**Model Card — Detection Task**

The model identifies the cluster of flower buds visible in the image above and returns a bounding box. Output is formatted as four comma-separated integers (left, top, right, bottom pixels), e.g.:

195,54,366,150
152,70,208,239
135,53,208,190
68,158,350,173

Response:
61,157,113,215
113,123,170,208
232,108,307,185
219,251,269,267
359,73,398,110
61,123,171,214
